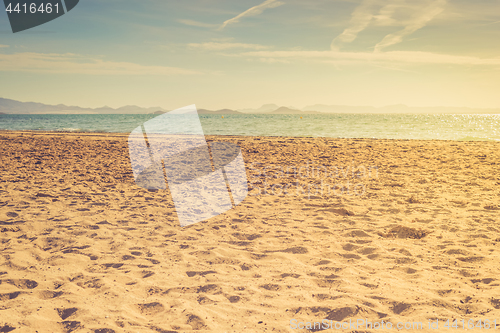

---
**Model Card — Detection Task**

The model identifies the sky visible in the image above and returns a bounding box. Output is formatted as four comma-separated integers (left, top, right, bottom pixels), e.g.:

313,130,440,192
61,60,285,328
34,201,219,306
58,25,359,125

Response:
0,0,499,110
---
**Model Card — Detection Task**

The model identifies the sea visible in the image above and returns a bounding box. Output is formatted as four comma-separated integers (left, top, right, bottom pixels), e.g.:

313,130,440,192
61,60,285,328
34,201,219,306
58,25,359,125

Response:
1,113,500,141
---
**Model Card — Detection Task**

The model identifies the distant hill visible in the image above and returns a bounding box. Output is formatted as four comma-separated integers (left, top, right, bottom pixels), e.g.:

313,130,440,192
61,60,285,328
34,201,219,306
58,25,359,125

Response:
238,103,280,113
0,98,166,114
302,104,377,113
2,97,499,115
149,109,243,115
269,107,321,114
198,109,243,115
114,105,166,114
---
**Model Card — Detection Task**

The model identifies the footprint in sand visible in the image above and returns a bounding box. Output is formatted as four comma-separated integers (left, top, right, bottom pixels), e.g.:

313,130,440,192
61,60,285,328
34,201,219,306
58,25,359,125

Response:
471,278,495,285
186,270,216,277
342,243,360,251
391,302,412,315
280,273,300,278
77,278,103,289
490,299,500,309
226,295,241,303
37,290,63,300
136,302,165,316
93,329,115,333
197,295,217,305
57,307,78,320
259,284,281,291
345,230,371,238
326,306,360,321
294,306,360,322
2,279,38,289
197,284,223,295
358,247,378,255
141,270,155,278
121,255,135,260
102,263,124,269
0,291,21,301
61,321,81,333
0,324,15,332
186,314,207,330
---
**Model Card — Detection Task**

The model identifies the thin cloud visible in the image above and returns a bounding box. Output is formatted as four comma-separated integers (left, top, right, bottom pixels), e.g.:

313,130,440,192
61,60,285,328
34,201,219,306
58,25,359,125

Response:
230,49,500,66
331,0,447,51
178,19,218,29
0,52,201,75
480,20,500,26
188,42,268,51
219,0,285,30
331,0,378,51
0,45,9,48
374,0,446,52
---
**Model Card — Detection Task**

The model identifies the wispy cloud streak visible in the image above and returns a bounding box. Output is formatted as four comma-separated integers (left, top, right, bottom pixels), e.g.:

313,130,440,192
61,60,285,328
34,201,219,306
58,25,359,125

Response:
178,19,218,29
231,49,500,66
188,42,268,51
331,0,447,52
374,0,446,52
219,0,285,30
0,53,201,75
331,0,378,51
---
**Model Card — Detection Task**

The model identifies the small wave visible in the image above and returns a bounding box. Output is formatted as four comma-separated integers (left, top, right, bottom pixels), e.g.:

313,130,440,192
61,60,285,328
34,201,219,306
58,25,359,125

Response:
55,128,113,133
60,128,83,132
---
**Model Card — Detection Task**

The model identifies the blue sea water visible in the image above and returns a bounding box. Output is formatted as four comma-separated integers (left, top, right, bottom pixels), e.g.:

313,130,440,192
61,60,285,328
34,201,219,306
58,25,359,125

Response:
1,113,500,141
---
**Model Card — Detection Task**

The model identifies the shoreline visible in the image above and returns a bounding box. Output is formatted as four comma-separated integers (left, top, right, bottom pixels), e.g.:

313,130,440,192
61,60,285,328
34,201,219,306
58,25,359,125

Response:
1,129,499,143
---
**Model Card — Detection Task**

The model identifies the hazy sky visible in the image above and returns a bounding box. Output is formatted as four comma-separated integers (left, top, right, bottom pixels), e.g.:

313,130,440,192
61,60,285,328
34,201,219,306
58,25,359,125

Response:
0,0,499,110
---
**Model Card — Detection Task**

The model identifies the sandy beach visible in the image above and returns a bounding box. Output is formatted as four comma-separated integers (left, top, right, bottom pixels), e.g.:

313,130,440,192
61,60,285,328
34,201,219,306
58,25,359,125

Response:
1,130,500,333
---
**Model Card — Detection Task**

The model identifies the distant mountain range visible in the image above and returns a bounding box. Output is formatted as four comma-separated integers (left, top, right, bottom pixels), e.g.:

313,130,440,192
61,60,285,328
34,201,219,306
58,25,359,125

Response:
268,106,320,114
0,98,166,115
1,97,499,115
198,109,242,115
238,103,280,113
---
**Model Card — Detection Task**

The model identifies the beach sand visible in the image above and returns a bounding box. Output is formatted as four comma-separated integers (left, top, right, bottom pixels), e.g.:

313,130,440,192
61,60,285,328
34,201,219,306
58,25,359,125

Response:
1,130,500,332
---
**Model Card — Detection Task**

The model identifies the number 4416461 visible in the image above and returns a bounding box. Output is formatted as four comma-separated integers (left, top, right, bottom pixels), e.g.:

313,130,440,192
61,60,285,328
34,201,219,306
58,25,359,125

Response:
443,319,497,329
5,2,59,14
